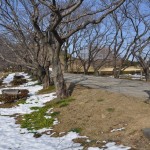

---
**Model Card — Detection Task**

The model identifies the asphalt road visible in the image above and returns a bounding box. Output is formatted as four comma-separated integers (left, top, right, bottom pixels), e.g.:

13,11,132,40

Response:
64,73,150,100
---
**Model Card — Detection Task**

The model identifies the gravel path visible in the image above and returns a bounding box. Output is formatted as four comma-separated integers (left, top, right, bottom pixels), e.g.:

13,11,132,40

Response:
64,73,150,100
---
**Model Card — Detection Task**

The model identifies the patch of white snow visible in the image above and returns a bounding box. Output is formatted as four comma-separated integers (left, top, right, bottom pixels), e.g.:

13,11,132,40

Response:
110,127,125,133
88,142,131,150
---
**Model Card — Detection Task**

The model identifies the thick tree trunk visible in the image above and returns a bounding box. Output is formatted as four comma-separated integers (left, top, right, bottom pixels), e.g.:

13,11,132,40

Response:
36,64,52,89
52,55,68,99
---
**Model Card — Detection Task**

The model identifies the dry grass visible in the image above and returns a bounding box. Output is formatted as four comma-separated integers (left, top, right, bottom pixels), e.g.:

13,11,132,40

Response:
0,72,9,87
52,85,150,150
11,78,27,86
37,85,55,95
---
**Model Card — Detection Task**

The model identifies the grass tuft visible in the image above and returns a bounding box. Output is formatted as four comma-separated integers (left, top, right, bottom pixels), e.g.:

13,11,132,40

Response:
30,106,40,110
70,128,82,133
106,108,115,112
97,99,104,102
16,99,27,105
37,85,55,94
55,97,75,108
50,111,60,117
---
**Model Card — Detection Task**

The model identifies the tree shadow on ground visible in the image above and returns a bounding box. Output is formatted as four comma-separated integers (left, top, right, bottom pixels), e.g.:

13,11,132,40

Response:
67,77,88,96
144,90,150,99
143,90,150,104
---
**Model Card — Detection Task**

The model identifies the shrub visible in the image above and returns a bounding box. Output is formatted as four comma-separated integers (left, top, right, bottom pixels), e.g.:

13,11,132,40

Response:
11,78,27,86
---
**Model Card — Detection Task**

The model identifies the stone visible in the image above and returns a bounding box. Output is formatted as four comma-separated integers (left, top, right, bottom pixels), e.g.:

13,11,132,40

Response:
142,128,150,140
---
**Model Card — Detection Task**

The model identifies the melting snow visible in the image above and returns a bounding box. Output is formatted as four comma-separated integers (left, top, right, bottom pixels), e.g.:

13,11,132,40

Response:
110,127,125,133
0,72,131,150
2,72,15,84
0,72,84,150
88,142,131,150
0,116,83,150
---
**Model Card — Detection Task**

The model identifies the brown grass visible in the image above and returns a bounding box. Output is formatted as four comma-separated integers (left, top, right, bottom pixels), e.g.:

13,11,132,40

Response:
11,78,27,86
52,85,150,150
0,72,9,87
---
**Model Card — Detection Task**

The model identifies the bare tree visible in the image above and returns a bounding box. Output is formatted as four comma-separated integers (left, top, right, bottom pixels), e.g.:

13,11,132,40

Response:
37,0,125,98
72,24,109,75
123,0,150,80
0,0,125,98
101,0,150,78
0,1,52,88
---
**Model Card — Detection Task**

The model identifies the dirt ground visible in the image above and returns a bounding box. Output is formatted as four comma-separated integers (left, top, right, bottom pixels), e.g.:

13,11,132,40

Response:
53,85,150,150
0,72,8,78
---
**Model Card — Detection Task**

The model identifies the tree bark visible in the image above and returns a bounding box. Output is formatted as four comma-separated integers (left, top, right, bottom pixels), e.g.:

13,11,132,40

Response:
36,65,46,84
64,48,69,73
94,68,99,76
43,67,51,89
113,56,120,78
36,64,52,89
144,68,150,82
83,66,88,75
113,68,120,78
52,54,68,99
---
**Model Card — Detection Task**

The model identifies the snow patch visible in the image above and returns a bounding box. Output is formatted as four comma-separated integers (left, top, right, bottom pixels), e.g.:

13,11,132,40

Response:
0,116,83,150
2,73,15,84
110,127,125,133
88,142,131,150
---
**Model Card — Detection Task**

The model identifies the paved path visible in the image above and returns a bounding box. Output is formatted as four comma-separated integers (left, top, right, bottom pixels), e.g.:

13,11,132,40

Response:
64,73,150,100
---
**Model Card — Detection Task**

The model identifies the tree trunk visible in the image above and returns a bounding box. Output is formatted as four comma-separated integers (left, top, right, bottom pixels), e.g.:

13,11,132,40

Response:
36,65,46,84
94,68,99,76
52,55,68,99
43,61,53,89
144,68,150,82
43,67,51,89
113,67,119,78
113,55,120,78
36,64,53,89
83,66,88,75
64,47,69,73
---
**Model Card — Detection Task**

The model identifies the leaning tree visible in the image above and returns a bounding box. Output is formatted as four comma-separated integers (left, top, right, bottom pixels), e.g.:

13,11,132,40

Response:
31,0,126,98
0,0,125,98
